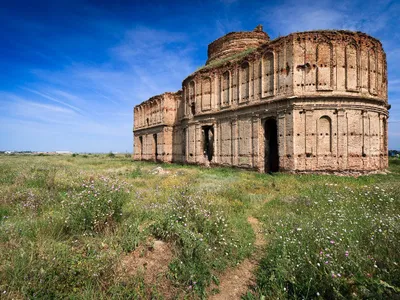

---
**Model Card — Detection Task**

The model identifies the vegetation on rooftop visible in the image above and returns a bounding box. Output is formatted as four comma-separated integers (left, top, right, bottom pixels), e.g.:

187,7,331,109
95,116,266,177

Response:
194,48,257,73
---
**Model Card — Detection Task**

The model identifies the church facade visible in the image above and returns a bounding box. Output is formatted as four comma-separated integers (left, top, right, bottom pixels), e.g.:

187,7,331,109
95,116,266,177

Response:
133,26,389,172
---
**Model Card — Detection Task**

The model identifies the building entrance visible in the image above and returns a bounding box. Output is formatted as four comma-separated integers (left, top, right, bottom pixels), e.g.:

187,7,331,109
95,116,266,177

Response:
264,119,279,172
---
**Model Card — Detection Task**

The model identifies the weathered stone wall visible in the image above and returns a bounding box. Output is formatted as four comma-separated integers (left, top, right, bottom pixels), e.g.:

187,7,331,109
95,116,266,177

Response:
133,28,389,173
291,102,388,171
133,91,181,162
291,31,387,100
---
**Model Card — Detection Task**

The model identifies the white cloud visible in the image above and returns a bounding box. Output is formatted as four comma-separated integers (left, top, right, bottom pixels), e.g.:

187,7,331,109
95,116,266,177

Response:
259,0,393,38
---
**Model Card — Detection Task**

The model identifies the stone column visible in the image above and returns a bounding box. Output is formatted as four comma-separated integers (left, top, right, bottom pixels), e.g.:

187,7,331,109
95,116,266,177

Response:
214,121,219,164
337,109,347,170
278,110,286,170
305,109,315,170
231,117,238,166
251,114,259,169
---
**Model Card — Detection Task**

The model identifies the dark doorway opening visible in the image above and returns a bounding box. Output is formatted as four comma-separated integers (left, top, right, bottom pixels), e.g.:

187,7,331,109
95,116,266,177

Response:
202,126,214,162
139,136,143,160
153,134,158,161
264,119,279,172
191,103,196,115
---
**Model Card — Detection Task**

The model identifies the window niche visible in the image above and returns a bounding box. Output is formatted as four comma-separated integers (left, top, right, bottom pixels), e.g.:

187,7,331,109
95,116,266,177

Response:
222,71,230,106
317,116,332,154
262,52,274,97
240,62,250,102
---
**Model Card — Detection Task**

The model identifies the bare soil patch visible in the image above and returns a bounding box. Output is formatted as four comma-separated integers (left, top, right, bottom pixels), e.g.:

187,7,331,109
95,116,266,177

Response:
117,238,177,297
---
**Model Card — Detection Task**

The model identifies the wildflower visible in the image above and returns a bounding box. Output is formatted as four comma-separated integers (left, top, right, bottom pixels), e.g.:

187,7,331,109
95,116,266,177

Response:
330,240,335,244
345,251,349,257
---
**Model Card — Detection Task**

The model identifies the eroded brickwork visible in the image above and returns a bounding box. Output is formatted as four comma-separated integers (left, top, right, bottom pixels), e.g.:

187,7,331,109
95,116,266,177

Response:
133,26,389,172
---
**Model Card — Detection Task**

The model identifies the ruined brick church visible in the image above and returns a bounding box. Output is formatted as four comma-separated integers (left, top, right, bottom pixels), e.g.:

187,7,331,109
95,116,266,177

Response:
133,25,389,172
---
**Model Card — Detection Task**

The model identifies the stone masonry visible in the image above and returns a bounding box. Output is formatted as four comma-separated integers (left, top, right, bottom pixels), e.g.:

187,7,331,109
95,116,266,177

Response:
133,26,389,172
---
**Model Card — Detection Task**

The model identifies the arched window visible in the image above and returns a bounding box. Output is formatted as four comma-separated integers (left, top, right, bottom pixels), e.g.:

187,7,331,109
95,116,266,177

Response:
316,42,332,90
317,116,332,154
202,77,211,111
222,71,230,105
346,43,358,91
184,86,189,116
157,100,162,123
263,52,274,96
369,49,377,94
150,103,153,125
240,62,250,102
139,107,143,127
188,81,196,116
134,108,137,128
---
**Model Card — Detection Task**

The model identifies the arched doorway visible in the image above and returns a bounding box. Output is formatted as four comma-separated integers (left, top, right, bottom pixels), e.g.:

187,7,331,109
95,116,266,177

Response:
264,119,279,172
202,125,214,162
153,134,158,161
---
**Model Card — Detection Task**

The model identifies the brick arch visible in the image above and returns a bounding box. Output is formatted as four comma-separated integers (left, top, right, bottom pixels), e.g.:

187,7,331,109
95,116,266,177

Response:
345,41,359,91
188,80,196,115
316,41,333,90
262,51,274,97
202,76,212,111
156,99,162,123
240,61,250,102
317,115,332,155
222,70,231,106
368,48,377,95
138,106,142,127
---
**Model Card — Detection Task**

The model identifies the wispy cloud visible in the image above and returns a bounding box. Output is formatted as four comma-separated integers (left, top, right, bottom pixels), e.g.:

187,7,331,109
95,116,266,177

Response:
22,87,85,114
1,21,196,151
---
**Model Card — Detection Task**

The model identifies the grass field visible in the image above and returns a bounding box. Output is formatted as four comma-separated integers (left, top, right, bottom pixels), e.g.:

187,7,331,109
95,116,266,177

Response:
0,154,399,299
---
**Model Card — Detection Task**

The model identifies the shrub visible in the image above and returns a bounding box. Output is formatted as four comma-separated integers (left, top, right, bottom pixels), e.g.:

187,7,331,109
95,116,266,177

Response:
62,176,131,233
107,152,115,158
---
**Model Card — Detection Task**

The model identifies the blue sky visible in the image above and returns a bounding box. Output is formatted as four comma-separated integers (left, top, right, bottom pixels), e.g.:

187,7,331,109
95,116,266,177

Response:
0,0,399,152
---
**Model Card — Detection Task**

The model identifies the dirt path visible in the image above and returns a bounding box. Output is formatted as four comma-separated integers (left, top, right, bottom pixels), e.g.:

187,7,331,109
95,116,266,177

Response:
208,216,266,300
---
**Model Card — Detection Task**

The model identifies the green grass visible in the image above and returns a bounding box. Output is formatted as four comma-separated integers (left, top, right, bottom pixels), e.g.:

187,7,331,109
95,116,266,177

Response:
0,154,399,299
